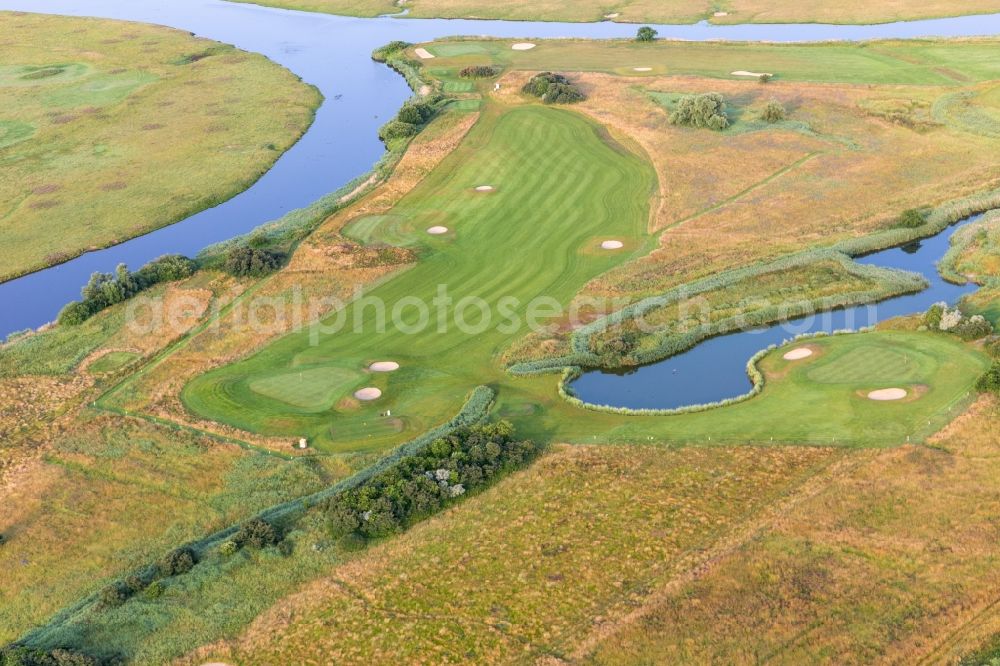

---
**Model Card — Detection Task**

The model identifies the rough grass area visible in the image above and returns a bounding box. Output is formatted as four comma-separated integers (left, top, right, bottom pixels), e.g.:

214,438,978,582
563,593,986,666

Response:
0,12,319,281
583,398,1000,664
0,413,353,646
225,0,1000,24
184,443,840,663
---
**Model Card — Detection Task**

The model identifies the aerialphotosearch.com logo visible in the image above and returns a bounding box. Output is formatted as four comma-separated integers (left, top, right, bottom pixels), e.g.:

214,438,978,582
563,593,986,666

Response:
124,282,883,344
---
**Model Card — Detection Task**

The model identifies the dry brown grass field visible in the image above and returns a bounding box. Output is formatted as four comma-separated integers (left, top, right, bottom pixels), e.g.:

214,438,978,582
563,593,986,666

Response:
0,12,319,281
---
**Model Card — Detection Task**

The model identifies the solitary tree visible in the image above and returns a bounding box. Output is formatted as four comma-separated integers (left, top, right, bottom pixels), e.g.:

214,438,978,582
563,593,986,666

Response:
636,26,658,42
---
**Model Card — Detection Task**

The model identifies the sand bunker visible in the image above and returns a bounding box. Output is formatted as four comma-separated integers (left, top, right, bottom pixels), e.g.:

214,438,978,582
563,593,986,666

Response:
714,11,729,16
414,47,435,59
354,387,382,401
633,67,652,72
732,70,772,77
868,388,908,401
369,361,400,372
511,43,536,51
604,12,620,18
783,347,813,361
475,185,494,192
601,240,624,250
427,225,449,235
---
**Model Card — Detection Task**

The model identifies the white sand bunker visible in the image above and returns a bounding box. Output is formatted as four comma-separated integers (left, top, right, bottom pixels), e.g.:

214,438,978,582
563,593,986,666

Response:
427,225,449,235
633,67,653,72
868,388,908,401
354,387,382,401
414,47,435,59
511,43,536,51
601,240,624,250
605,12,620,18
732,70,772,77
475,185,494,192
714,11,729,17
369,361,399,372
783,347,813,361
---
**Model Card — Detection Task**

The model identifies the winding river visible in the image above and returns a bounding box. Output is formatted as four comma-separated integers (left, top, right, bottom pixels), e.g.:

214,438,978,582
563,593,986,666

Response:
0,0,998,409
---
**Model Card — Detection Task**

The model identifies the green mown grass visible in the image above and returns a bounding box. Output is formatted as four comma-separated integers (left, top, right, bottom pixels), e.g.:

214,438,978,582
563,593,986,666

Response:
182,99,988,452
87,351,141,374
182,103,656,451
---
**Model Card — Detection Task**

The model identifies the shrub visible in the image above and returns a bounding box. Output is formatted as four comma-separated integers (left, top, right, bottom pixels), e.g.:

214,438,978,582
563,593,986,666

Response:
158,546,196,577
761,98,786,123
378,119,420,142
222,245,283,278
669,93,730,130
371,40,410,62
0,647,102,666
99,582,128,608
233,517,281,549
56,301,91,326
522,72,585,104
923,302,945,329
897,208,925,228
124,574,146,594
977,361,1000,394
459,65,499,78
955,314,993,341
143,580,164,599
132,254,195,285
636,26,658,42
218,540,239,557
0,533,5,547
759,73,773,84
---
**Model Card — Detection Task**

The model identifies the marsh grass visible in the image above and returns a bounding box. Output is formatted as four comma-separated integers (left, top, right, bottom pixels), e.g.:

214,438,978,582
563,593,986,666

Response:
0,12,319,282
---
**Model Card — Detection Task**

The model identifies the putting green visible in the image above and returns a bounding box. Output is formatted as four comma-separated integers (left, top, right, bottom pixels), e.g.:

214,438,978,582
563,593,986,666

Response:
806,343,927,385
247,366,363,412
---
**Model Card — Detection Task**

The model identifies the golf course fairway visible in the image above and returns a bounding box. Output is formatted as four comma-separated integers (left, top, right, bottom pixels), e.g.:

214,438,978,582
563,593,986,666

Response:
182,103,988,452
182,103,655,450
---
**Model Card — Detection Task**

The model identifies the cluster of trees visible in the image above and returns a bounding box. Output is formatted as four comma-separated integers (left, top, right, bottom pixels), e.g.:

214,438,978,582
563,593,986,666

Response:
636,26,658,42
670,93,730,130
325,421,536,546
923,302,994,341
760,98,786,123
459,65,500,78
222,245,284,278
219,517,284,556
521,72,586,104
0,647,105,666
378,100,436,144
57,254,195,326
